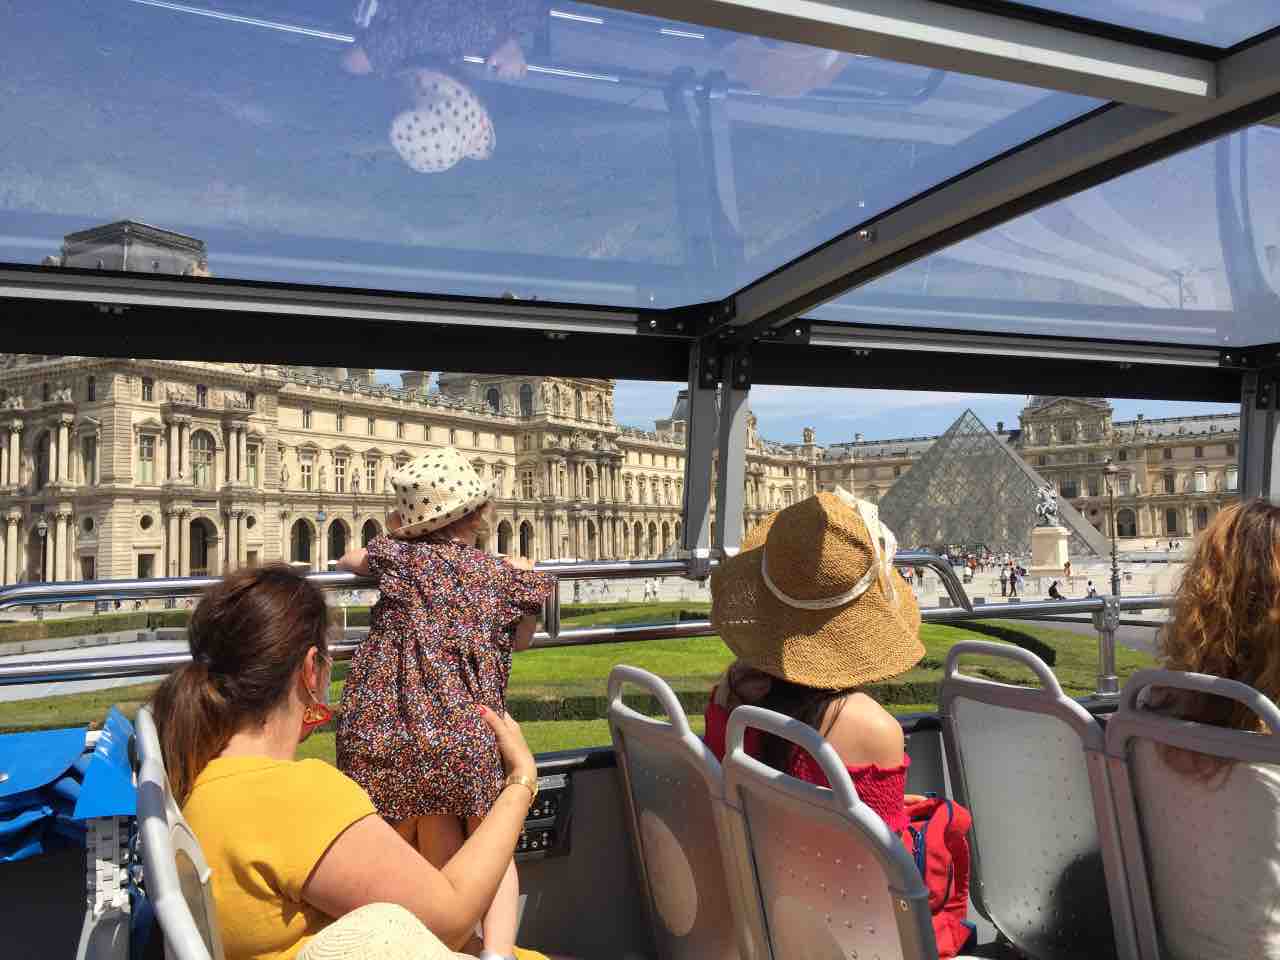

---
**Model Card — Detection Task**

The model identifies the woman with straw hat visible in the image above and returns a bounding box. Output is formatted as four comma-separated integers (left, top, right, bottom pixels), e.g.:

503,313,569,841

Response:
702,489,923,813
702,490,975,957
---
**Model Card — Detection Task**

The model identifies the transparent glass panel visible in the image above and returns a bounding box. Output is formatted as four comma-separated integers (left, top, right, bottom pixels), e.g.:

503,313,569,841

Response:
819,126,1280,347
1005,1,1280,48
2,2,1095,307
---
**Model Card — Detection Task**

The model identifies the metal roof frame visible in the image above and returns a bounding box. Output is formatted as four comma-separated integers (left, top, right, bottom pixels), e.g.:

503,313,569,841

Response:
588,0,1216,110
720,28,1280,345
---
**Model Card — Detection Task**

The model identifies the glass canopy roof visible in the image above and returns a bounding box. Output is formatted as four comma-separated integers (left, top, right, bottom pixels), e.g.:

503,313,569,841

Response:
1000,1,1280,49
2,0,1279,353
0,1,1095,306
819,125,1280,347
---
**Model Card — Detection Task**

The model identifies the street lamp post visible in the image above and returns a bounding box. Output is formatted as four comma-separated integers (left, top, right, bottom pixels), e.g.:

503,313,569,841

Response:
35,515,48,584
1104,458,1121,596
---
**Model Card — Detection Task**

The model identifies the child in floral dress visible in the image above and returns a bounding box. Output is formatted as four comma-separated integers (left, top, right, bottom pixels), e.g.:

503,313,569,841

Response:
337,448,554,960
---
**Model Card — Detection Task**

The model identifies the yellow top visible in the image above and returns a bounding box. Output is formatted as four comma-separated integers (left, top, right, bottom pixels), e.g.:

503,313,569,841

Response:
183,756,376,960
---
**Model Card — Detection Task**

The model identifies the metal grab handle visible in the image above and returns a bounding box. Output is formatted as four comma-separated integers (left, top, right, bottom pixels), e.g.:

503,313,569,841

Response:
725,705,861,812
943,639,1065,696
1118,668,1280,735
607,664,692,734
893,550,973,612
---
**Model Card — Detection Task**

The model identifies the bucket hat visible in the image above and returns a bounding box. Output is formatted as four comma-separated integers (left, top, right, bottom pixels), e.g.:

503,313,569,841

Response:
391,71,495,173
710,488,923,689
388,447,493,539
297,902,467,960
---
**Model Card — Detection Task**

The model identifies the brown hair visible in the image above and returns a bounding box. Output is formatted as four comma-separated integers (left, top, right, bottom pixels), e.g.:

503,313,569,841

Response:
725,662,856,773
1154,498,1280,779
150,564,331,804
404,499,495,545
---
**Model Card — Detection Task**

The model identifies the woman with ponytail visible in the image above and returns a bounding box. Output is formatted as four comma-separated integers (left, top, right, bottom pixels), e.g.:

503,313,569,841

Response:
149,564,548,960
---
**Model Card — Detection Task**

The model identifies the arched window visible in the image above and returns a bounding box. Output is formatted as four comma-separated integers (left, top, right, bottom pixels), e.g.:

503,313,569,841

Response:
191,431,215,489
1226,466,1239,492
497,521,513,556
327,521,349,568
1165,509,1179,535
575,389,583,420
518,521,533,559
1193,468,1208,493
1116,509,1137,538
86,376,96,402
584,468,595,502
35,432,52,491
291,519,313,565
486,387,501,413
361,519,380,546
1195,507,1210,531
519,384,533,418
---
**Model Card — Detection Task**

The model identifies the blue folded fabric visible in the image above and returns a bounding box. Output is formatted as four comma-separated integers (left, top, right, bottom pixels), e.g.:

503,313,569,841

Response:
0,726,88,863
75,708,137,821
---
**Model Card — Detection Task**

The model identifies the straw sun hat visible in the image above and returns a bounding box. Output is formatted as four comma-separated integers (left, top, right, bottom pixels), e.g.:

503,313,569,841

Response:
388,447,494,539
298,902,468,960
391,70,495,174
711,489,923,689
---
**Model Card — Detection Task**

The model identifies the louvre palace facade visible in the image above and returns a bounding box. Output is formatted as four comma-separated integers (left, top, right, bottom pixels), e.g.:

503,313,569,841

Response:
0,223,1241,584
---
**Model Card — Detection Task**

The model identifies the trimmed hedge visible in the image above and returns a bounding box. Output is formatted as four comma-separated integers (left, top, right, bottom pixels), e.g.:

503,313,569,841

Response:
0,609,193,646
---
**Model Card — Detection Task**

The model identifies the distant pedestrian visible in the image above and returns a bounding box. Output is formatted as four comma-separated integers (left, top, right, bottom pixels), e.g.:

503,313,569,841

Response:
1048,580,1063,600
1063,560,1072,578
999,567,1008,597
914,567,924,587
1087,581,1098,598
1008,567,1019,598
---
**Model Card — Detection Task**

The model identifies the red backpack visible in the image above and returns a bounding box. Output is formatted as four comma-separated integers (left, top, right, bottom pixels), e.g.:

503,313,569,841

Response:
901,796,975,959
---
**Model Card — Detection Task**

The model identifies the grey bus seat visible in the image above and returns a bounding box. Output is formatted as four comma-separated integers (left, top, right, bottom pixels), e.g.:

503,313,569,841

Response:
940,641,1136,960
720,704,958,960
606,666,759,960
1105,669,1280,960
135,706,226,960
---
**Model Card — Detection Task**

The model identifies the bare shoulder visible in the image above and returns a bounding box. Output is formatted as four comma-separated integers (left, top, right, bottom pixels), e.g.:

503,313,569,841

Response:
822,692,905,769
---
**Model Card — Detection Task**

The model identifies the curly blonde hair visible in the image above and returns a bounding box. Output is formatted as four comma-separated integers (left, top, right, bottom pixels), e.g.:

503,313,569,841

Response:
1154,498,1280,778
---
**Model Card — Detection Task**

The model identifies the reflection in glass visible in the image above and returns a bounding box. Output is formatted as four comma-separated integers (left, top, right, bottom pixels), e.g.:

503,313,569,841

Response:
2,1,1093,307
822,127,1280,347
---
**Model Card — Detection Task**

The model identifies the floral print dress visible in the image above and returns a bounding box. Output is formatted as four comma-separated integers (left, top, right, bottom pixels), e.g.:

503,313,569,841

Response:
337,536,554,821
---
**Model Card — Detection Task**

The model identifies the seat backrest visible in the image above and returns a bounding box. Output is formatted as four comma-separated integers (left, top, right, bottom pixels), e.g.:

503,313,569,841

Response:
721,705,936,960
134,706,225,960
1105,669,1280,960
606,666,757,960
940,641,1135,960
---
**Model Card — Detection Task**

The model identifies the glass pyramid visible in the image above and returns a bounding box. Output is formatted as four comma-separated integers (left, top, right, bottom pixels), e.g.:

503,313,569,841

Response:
879,410,1108,558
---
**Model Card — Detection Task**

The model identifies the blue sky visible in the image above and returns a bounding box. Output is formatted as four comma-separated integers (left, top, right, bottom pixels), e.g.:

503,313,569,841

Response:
611,382,1238,444
378,372,1237,444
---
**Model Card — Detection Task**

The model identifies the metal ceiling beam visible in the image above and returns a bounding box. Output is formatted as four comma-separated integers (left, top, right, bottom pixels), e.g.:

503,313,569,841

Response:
726,28,1280,342
0,266,642,337
589,0,1214,111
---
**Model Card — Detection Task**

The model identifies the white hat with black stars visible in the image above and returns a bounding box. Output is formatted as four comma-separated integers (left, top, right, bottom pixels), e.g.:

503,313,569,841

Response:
388,447,493,539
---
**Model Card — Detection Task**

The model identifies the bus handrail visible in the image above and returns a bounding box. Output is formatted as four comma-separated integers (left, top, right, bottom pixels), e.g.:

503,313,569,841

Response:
0,591,1171,692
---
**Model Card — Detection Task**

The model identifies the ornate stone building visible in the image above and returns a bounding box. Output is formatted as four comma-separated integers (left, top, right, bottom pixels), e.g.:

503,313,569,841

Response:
813,396,1240,546
0,357,820,584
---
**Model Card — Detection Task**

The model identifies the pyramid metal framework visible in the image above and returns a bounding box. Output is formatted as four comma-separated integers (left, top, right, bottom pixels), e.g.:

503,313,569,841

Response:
879,410,1108,558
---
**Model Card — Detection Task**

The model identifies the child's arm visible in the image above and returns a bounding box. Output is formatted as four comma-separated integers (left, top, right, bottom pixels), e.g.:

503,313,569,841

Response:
512,615,537,651
337,547,370,576
506,556,541,651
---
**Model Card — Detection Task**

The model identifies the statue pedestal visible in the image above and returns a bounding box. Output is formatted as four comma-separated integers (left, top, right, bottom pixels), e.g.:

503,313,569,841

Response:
1030,525,1071,578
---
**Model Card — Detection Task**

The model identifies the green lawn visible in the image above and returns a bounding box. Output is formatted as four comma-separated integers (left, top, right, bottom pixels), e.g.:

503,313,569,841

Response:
0,603,1153,757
